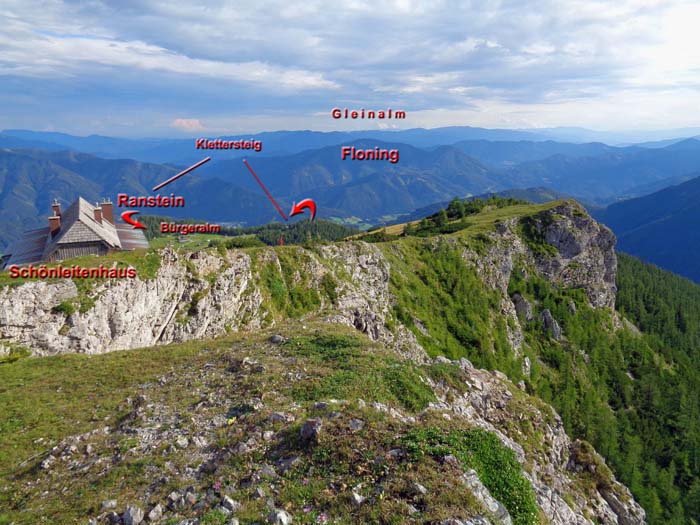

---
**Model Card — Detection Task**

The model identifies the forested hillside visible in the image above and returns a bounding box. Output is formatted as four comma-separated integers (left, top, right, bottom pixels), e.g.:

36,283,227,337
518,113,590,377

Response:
363,199,700,523
614,253,700,522
508,251,700,524
139,215,358,247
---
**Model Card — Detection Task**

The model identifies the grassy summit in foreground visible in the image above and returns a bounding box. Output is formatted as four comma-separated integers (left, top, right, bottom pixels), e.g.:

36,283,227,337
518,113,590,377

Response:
0,197,697,523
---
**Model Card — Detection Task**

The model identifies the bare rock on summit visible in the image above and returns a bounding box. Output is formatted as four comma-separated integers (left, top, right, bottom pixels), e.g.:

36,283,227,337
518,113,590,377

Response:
535,202,617,309
122,505,144,525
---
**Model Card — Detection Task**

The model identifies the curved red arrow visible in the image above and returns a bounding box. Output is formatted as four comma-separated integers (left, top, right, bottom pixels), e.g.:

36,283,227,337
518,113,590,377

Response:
289,198,317,221
121,210,146,230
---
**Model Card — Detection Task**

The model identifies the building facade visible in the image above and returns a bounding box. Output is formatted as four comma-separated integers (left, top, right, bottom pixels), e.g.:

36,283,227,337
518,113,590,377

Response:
1,197,149,268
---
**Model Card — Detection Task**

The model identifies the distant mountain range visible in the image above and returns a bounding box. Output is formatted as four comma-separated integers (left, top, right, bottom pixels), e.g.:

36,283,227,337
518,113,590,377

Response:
5,126,700,164
595,173,700,282
504,138,700,203
0,149,284,250
449,140,627,169
198,140,503,217
5,129,700,279
1,127,547,165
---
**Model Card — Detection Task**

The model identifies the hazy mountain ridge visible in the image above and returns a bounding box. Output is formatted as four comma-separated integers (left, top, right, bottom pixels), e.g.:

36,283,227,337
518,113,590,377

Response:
595,172,700,281
503,138,700,203
0,149,283,250
449,139,629,168
202,140,502,217
2,127,547,164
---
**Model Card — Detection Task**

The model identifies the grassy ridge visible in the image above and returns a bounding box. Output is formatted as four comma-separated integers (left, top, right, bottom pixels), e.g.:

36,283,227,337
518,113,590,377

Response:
0,324,543,524
1,198,696,523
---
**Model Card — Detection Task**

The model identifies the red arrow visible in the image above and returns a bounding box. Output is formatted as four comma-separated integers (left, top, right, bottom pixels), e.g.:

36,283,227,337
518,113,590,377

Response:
289,198,317,221
121,210,147,230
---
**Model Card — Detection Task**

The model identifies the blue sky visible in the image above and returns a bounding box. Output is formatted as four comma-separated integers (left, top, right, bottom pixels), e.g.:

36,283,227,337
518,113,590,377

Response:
2,0,700,137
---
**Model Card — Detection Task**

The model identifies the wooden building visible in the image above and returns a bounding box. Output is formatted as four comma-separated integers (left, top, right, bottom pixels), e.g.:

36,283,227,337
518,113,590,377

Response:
1,197,149,268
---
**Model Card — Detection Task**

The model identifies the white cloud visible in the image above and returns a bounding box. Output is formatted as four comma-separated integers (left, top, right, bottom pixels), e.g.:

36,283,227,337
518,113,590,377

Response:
1,0,700,134
170,118,205,132
0,10,337,91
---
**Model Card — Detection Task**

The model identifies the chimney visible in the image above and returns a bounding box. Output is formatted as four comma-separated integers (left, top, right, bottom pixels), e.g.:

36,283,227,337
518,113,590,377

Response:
101,198,114,225
51,199,61,217
94,203,103,224
49,214,61,238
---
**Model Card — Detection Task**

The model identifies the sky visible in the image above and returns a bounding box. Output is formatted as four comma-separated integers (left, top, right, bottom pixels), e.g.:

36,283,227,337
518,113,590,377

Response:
1,0,700,137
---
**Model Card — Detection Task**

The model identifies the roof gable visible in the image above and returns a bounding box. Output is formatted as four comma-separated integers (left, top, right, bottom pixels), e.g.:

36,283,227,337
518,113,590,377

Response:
43,197,122,258
3,196,147,268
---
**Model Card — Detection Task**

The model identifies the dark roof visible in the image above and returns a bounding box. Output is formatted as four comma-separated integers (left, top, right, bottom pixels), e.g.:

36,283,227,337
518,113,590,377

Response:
3,227,50,266
3,197,150,268
42,197,122,259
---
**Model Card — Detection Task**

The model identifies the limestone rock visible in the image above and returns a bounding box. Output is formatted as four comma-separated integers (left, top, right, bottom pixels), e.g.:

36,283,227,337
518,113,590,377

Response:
267,508,292,524
123,505,144,525
351,492,365,506
511,293,533,321
147,504,162,522
101,500,117,511
410,482,428,496
461,469,512,525
222,496,242,512
540,309,562,340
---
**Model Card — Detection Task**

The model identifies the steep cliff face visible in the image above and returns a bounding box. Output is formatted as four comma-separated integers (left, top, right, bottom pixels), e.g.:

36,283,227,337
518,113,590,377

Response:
428,358,645,525
460,201,617,353
0,201,615,360
0,201,644,524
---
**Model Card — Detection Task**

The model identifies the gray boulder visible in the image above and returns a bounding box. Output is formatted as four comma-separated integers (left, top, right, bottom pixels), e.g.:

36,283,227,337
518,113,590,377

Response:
123,505,144,525
511,293,533,321
222,495,242,512
540,309,562,340
267,508,293,524
300,418,323,443
147,504,163,522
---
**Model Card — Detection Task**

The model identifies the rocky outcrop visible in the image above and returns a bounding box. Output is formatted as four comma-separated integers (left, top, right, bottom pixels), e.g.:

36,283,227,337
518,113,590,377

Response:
0,201,616,359
459,201,617,356
427,358,645,525
0,249,263,355
511,292,533,321
0,243,424,358
540,309,562,340
530,202,617,309
317,242,425,361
